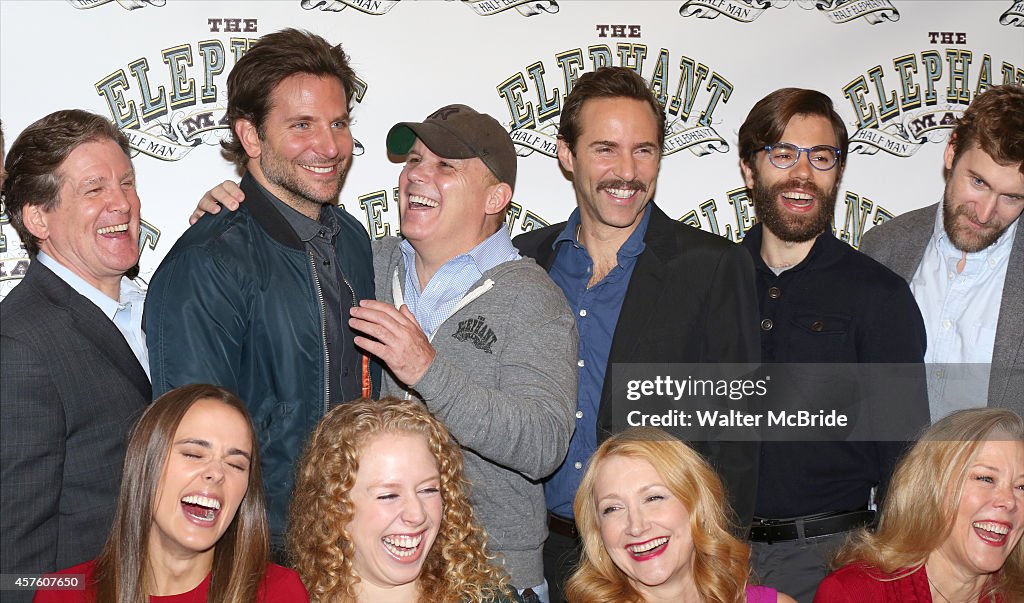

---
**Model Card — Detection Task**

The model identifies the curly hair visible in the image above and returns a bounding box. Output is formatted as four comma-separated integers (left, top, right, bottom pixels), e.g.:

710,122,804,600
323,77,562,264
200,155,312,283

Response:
289,397,511,602
949,84,1024,175
565,427,750,603
832,408,1024,601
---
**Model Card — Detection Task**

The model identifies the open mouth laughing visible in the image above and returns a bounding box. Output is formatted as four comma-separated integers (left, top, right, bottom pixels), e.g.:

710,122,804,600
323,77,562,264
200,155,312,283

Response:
382,531,427,561
627,536,670,560
973,520,1013,546
181,494,221,524
96,223,130,235
408,194,439,209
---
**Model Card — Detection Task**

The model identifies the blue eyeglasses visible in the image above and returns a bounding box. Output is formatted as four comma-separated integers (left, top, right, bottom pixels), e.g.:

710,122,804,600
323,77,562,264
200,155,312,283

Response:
762,143,842,171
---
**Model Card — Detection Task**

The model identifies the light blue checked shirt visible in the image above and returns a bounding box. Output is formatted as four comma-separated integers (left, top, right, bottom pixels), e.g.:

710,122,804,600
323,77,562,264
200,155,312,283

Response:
911,203,1017,420
400,227,521,337
37,251,150,379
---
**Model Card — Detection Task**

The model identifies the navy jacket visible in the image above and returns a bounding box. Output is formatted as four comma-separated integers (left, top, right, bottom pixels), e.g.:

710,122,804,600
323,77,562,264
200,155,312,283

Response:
145,173,377,544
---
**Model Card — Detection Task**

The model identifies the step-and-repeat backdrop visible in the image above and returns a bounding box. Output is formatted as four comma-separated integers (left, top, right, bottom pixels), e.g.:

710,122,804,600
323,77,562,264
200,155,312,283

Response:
1,0,1022,298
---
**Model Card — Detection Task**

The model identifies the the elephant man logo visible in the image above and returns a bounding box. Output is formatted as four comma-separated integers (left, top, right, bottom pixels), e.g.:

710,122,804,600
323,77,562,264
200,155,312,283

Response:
67,0,164,9
301,0,558,17
678,0,899,24
453,315,498,354
843,51,1022,158
94,40,369,163
497,44,733,160
1001,1,1024,25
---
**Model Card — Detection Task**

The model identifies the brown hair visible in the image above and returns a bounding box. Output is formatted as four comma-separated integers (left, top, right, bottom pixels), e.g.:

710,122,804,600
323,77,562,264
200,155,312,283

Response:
222,28,358,168
833,408,1024,601
558,66,666,155
3,110,131,257
289,397,510,602
566,428,750,603
737,88,849,171
949,84,1024,175
92,384,269,603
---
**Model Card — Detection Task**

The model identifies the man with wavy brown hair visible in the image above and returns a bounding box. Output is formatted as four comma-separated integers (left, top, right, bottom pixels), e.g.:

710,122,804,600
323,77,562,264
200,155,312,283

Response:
145,28,377,556
860,84,1024,420
737,88,928,603
1,110,151,599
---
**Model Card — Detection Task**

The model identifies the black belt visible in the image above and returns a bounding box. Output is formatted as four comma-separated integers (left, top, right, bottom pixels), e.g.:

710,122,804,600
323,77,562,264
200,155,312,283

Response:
750,510,875,543
547,512,579,539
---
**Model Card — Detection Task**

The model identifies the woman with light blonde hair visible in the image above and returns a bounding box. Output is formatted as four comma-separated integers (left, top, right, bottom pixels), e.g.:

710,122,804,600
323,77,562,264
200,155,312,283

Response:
566,427,794,603
816,408,1024,602
289,397,518,602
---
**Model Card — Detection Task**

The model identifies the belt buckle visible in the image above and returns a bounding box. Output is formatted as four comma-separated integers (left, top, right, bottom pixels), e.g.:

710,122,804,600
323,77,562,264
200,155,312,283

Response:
753,517,781,544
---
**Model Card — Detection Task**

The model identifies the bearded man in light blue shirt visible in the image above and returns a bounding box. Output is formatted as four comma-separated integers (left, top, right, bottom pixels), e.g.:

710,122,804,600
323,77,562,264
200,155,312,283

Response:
860,84,1024,420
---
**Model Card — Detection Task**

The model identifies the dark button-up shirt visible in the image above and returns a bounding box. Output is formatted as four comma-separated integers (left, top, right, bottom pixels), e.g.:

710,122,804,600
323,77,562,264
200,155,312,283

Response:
741,223,927,517
264,185,358,407
544,205,651,518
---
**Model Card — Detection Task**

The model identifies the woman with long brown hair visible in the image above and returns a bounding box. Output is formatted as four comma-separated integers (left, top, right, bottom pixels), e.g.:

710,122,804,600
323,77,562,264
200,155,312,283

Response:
34,384,307,602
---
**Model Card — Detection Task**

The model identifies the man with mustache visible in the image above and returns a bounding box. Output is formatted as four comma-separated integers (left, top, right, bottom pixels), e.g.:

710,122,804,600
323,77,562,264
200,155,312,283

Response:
513,66,762,603
737,88,928,603
144,29,376,555
860,84,1024,420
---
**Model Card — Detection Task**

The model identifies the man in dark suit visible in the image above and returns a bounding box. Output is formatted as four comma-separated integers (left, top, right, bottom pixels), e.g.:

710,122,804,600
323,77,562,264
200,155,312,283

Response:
513,66,761,603
1,110,151,595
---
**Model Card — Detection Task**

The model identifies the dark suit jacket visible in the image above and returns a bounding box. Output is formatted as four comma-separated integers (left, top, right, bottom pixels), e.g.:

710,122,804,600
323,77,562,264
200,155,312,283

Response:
0,261,150,594
860,203,1024,410
514,204,762,524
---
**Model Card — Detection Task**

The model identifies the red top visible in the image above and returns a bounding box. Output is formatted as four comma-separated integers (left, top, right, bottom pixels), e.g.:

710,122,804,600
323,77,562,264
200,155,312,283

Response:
33,559,308,602
814,563,1004,603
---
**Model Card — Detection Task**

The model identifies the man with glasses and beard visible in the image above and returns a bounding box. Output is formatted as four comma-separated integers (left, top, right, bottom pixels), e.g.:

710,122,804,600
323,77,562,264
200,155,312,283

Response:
736,88,929,603
860,84,1024,421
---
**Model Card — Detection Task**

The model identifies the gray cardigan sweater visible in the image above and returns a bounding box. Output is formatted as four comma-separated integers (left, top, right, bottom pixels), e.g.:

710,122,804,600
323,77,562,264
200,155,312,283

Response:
372,237,578,588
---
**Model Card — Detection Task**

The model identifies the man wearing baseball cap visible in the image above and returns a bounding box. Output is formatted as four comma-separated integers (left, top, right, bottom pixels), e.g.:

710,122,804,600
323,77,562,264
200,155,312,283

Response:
190,104,577,599
348,104,578,601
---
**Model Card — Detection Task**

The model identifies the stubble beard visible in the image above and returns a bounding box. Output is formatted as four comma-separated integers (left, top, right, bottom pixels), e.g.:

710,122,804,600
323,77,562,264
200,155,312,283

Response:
942,185,1010,253
259,146,347,213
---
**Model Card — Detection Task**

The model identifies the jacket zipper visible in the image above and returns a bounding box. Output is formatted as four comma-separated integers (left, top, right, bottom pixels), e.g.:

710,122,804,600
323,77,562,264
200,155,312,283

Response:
340,273,371,398
308,251,330,416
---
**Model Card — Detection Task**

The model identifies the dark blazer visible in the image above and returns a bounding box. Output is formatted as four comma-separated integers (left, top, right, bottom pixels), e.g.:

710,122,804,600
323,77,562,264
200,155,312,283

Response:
514,203,762,524
0,261,150,595
860,203,1024,409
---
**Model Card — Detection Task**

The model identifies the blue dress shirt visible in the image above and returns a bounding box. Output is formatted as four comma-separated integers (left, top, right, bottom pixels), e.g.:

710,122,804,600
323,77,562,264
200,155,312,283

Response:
400,226,521,337
544,205,651,518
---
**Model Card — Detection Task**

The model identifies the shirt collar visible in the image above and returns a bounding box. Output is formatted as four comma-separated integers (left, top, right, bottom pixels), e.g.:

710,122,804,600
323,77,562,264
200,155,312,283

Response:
552,204,651,261
36,252,135,319
399,226,520,279
252,177,339,243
